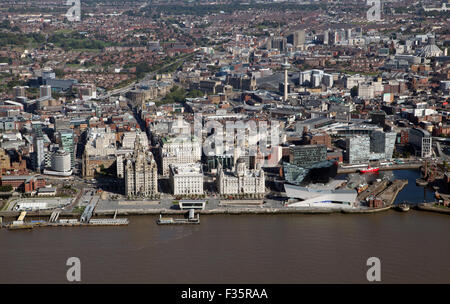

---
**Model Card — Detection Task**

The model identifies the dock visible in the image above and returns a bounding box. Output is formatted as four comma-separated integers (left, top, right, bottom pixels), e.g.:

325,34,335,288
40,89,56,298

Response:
1,207,129,230
157,209,200,225
377,179,409,205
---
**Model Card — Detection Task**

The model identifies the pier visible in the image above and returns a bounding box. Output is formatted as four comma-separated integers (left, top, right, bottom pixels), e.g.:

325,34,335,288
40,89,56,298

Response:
157,209,200,225
377,179,409,205
1,204,129,229
416,203,450,215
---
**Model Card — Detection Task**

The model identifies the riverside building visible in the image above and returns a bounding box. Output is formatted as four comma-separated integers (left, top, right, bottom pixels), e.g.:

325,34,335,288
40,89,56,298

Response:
216,159,265,197
124,137,158,198
159,135,201,176
169,163,204,196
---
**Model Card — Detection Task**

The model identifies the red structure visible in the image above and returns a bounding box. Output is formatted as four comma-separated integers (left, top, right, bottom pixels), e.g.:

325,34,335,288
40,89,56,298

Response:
0,175,46,193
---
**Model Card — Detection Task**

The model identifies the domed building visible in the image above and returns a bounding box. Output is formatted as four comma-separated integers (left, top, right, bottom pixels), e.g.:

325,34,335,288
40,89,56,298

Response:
216,158,265,197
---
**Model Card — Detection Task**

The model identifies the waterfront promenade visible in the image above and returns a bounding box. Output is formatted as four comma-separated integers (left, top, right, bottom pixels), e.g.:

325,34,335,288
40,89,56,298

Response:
338,162,421,174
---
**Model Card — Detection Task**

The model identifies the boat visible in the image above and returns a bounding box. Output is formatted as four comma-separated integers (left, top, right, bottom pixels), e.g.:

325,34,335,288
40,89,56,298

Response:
416,178,428,186
396,202,410,212
359,166,379,174
156,216,175,225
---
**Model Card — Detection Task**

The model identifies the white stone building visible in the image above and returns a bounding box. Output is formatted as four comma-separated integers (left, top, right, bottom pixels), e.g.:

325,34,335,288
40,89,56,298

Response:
159,135,202,176
358,84,375,99
169,163,204,196
216,159,265,196
122,131,148,149
124,137,158,198
84,127,116,157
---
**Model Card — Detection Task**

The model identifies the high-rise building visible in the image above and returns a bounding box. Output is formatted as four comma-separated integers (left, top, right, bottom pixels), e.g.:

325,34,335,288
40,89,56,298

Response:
409,128,432,158
270,37,287,51
289,145,327,167
33,131,45,172
287,30,306,48
124,137,158,198
40,85,52,99
346,132,397,163
322,74,334,88
59,130,75,169
346,136,370,164
51,149,72,173
323,30,329,45
358,84,375,99
13,86,26,100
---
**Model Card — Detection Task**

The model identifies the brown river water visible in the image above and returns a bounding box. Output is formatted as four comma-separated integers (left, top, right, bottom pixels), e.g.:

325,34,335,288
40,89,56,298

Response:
1,211,449,284
1,170,449,283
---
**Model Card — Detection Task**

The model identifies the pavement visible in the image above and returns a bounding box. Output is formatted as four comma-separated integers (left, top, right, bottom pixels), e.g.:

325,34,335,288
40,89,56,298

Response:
95,196,286,213
8,197,73,211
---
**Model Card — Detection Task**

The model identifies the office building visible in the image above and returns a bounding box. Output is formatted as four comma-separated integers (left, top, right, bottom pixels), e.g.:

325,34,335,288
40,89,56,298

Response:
289,145,327,167
169,163,204,196
51,149,72,173
216,160,265,196
287,30,306,48
13,86,26,100
409,128,432,158
124,137,158,198
40,85,52,99
59,130,75,169
159,135,202,176
33,131,45,172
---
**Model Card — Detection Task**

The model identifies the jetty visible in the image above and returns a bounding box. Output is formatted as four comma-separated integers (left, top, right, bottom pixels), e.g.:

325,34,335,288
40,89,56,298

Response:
2,206,129,230
416,203,450,215
377,179,409,205
157,209,200,225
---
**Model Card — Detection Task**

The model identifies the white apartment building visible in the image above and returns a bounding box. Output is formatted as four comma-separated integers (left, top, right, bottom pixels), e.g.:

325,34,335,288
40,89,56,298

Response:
169,163,204,196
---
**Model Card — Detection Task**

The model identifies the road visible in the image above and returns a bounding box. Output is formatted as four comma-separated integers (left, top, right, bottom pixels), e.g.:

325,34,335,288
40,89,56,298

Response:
96,52,197,100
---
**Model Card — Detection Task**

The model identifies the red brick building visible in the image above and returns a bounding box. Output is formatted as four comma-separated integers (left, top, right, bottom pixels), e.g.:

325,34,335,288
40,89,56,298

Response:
0,175,46,193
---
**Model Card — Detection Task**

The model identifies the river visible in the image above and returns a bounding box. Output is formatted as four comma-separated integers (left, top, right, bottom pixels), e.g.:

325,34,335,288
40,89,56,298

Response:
1,170,449,283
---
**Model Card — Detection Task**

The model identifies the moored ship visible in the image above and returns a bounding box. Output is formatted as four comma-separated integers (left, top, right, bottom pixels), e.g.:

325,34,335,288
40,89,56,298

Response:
359,166,379,174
